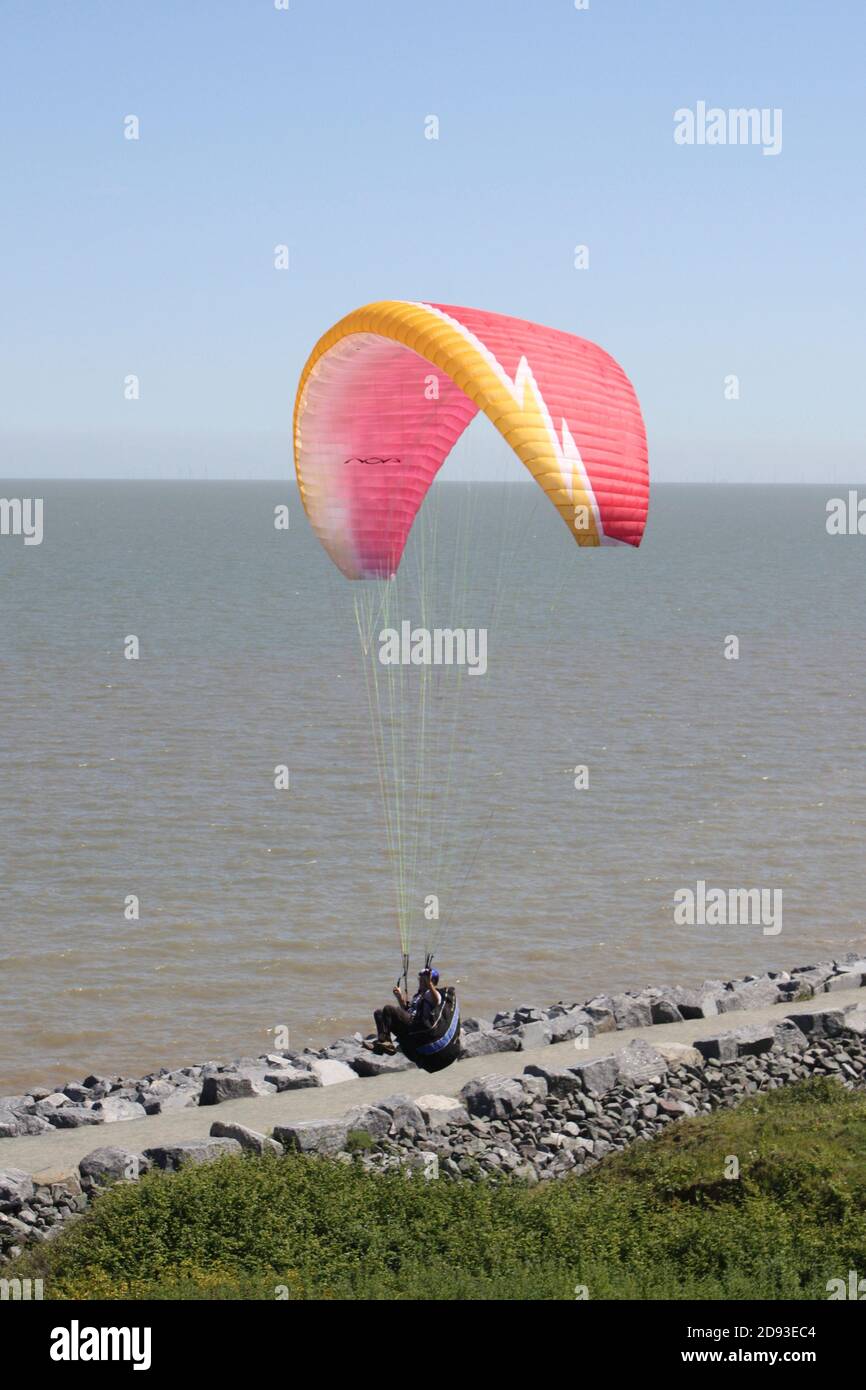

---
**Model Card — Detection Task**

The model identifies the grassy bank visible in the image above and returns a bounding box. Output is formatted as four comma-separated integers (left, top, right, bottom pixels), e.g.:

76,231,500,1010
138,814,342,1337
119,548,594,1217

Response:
11,1077,866,1300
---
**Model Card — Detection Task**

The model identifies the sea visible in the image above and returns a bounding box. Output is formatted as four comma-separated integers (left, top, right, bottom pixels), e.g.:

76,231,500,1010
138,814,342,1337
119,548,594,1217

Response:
1,480,864,1092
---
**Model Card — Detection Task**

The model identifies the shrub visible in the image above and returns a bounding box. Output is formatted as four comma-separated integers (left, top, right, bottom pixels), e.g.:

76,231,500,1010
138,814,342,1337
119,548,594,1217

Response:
10,1077,866,1301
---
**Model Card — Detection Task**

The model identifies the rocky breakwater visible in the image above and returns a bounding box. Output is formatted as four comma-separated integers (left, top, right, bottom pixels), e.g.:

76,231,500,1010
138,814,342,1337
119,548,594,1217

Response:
3,994,866,1260
2,954,864,1143
459,952,866,1058
0,1055,368,1143
340,999,866,1182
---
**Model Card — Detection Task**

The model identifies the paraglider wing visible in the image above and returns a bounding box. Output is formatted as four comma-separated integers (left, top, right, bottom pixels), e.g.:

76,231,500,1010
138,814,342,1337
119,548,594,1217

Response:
293,301,649,579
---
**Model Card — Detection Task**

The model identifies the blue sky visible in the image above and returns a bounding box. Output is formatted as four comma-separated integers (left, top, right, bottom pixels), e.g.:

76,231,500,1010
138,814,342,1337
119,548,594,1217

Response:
1,0,863,480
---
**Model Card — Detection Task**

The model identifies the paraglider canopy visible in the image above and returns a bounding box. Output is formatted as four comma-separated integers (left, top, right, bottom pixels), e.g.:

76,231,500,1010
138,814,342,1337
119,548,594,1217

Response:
293,300,649,579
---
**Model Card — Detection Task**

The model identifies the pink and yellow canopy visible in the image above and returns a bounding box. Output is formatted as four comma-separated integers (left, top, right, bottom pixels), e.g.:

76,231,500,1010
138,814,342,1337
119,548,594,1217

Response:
293,301,649,579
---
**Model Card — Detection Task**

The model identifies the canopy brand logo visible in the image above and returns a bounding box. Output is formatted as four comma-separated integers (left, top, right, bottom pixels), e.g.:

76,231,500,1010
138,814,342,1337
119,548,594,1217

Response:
49,1321,152,1371
378,620,487,675
344,455,401,466
673,101,782,156
0,496,43,545
674,880,782,936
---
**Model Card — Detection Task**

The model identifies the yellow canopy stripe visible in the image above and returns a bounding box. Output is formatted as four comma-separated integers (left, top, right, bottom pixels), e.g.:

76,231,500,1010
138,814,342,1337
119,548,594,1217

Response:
293,300,600,546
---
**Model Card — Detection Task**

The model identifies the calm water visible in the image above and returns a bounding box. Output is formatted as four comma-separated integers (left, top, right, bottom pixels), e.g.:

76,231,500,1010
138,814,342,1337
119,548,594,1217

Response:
1,481,865,1092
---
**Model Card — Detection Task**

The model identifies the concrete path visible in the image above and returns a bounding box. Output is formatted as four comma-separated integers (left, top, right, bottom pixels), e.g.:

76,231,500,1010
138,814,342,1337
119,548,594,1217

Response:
3,986,864,1177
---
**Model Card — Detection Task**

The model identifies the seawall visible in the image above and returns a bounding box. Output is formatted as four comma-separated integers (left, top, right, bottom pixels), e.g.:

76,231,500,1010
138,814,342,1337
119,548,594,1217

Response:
2,954,866,1259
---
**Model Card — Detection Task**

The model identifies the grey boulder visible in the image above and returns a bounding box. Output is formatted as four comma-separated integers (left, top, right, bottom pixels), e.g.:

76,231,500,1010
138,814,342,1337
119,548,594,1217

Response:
31,1092,69,1112
692,1034,739,1061
209,1121,282,1156
610,995,654,1030
199,1074,257,1105
375,1095,427,1135
63,1084,93,1103
143,1138,242,1171
733,1024,775,1057
513,1020,553,1049
93,1097,147,1123
415,1094,470,1127
546,1007,596,1042
461,1075,537,1120
0,1095,29,1113
694,1033,740,1063
401,1152,439,1181
583,997,617,1032
522,1064,584,1098
772,1019,809,1054
342,1106,393,1141
142,1085,201,1115
265,1068,320,1092
232,1066,278,1096
726,976,783,1011
647,995,684,1024
790,965,835,994
786,1008,847,1039
305,1058,357,1086
47,1106,104,1129
616,1038,669,1084
0,1110,52,1138
273,1120,350,1155
654,1041,704,1068
31,1166,82,1199
351,1050,414,1078
825,970,865,993
459,1030,520,1060
569,1054,620,1097
667,985,720,1020
0,1169,34,1213
79,1147,146,1189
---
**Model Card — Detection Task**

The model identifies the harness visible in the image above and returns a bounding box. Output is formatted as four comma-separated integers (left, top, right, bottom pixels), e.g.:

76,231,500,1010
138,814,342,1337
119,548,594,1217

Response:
401,985,461,1071
413,1000,461,1056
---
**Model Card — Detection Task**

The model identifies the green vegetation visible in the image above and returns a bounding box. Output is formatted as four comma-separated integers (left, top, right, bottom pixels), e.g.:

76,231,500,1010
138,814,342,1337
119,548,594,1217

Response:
12,1078,866,1300
345,1128,376,1154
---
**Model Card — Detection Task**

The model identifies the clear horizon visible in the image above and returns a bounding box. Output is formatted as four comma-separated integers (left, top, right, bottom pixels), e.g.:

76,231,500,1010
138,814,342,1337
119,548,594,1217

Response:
1,1,863,483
